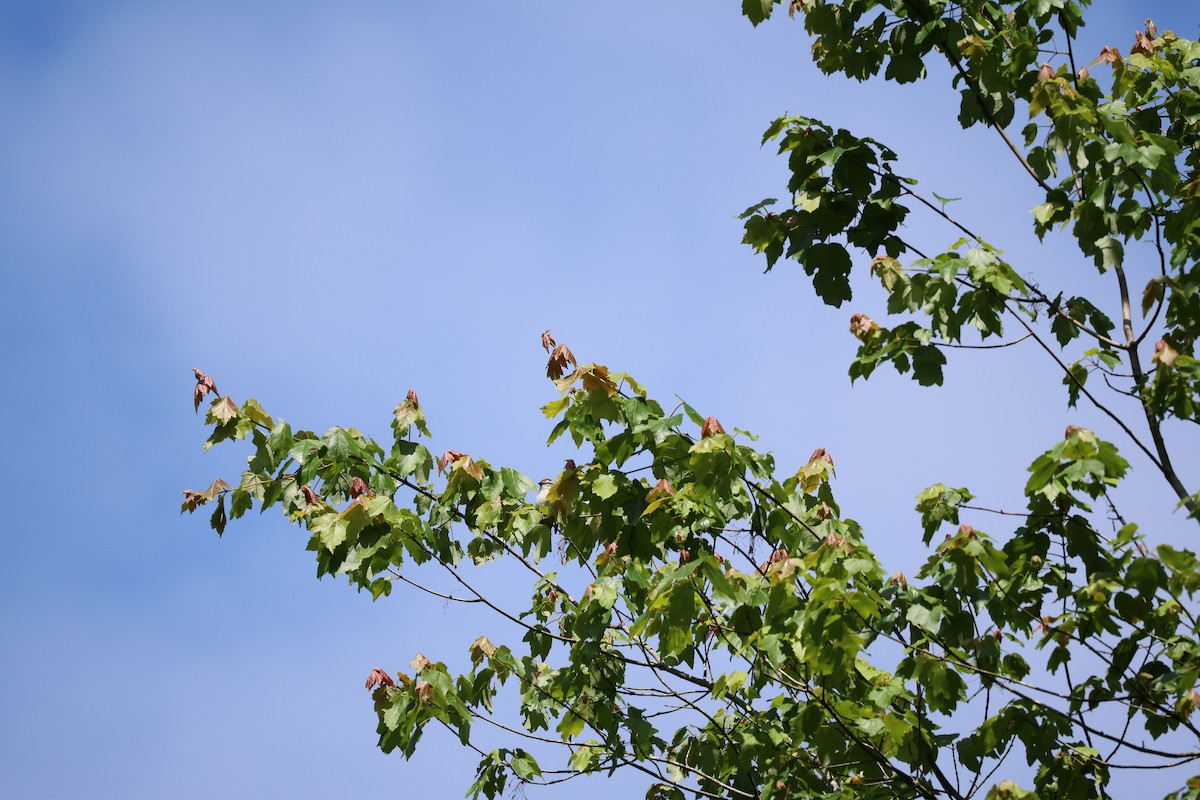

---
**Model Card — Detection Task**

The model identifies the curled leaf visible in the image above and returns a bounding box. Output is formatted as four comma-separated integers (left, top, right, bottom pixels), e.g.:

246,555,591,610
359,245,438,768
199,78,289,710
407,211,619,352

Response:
1076,65,1089,81
808,447,836,475
1145,18,1158,39
1130,29,1157,56
1036,62,1054,83
410,652,431,673
849,313,878,340
301,485,321,506
1153,339,1179,370
1091,45,1123,69
890,571,907,588
349,477,375,499
365,667,395,691
469,636,497,665
438,449,466,475
415,681,433,703
181,489,206,514
192,367,218,412
546,342,577,380
540,329,556,353
646,478,676,502
210,495,227,536
701,416,725,438
815,502,834,520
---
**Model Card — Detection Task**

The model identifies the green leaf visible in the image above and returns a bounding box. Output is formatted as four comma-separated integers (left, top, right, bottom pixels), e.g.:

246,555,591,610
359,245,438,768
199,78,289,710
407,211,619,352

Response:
741,0,773,26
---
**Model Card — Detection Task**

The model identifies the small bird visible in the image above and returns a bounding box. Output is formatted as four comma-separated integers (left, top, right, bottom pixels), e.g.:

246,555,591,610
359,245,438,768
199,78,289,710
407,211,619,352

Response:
535,478,554,508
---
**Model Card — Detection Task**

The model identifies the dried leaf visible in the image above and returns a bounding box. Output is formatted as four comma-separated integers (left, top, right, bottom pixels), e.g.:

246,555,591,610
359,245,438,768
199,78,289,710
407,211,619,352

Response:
701,417,726,438
1064,424,1082,438
349,477,374,499
580,364,617,395
540,329,556,353
301,485,321,506
1091,45,1123,69
1076,65,1089,81
181,489,206,514
1153,339,1179,370
415,681,433,703
808,447,836,475
1036,62,1055,83
816,501,834,520
849,313,878,340
438,449,466,475
202,478,231,501
365,667,395,690
410,652,431,673
469,635,497,665
546,342,577,380
192,367,218,412
406,389,419,407
1145,18,1158,39
1130,30,1157,56
788,0,803,19
890,571,907,588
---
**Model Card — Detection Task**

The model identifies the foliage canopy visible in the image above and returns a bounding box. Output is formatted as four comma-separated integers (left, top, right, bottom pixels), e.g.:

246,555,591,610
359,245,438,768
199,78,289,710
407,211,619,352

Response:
186,2,1200,798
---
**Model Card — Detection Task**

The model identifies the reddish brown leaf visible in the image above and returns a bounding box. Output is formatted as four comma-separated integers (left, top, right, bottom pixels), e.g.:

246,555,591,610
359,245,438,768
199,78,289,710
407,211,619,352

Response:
606,541,618,556
1076,65,1089,81
540,329,556,353
1091,45,1122,68
815,502,834,520
808,447,835,474
349,477,374,499
701,416,725,438
438,449,466,475
405,389,419,407
546,342,577,380
192,367,218,412
646,478,676,502
1130,29,1157,56
563,459,577,472
1036,62,1054,83
181,489,206,514
415,681,433,703
679,549,691,563
849,313,878,340
1153,339,1179,369
1145,18,1158,39
788,0,803,18
364,667,395,691
301,485,320,506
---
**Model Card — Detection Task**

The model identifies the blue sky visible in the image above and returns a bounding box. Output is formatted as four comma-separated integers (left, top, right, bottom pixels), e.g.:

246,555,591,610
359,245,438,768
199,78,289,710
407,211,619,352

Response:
2,1,1198,797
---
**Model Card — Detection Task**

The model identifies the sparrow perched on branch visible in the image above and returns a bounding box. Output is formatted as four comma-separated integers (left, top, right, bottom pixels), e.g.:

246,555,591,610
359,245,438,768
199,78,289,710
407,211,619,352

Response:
535,478,554,509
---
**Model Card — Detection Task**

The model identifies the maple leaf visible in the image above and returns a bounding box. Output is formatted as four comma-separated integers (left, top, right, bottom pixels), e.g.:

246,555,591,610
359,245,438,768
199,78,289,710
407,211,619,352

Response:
208,396,239,424
1145,18,1158,39
646,478,676,502
808,447,836,475
438,449,466,475
202,478,231,501
410,652,431,673
192,367,218,412
181,489,206,513
1153,339,1178,370
1036,62,1054,83
540,329,556,353
701,416,726,438
416,681,433,703
461,456,484,482
1091,45,1123,69
546,342,577,380
1131,29,1157,56
849,313,878,340
349,477,374,499
364,667,395,691
469,635,497,665
301,485,321,506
